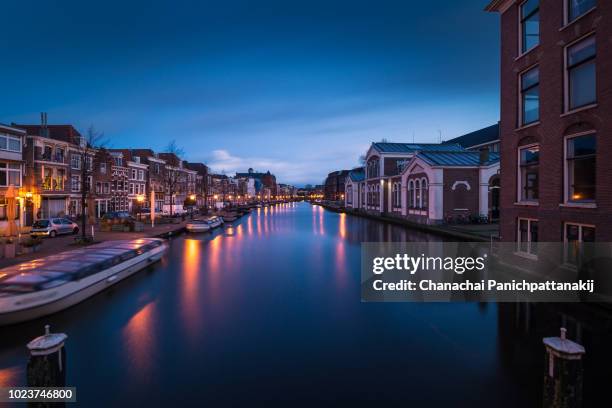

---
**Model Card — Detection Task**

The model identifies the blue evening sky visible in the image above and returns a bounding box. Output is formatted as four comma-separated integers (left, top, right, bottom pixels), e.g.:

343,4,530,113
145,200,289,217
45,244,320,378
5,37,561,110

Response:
0,1,499,186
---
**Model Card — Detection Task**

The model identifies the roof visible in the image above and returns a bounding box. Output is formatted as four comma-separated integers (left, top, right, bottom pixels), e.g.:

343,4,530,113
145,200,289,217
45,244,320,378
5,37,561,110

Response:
485,0,510,12
417,151,500,167
444,124,499,149
14,124,82,144
371,142,464,153
348,168,365,182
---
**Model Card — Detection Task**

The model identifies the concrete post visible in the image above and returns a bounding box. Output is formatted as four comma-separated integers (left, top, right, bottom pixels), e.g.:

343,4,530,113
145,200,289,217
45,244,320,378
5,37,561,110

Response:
542,327,585,408
26,325,68,388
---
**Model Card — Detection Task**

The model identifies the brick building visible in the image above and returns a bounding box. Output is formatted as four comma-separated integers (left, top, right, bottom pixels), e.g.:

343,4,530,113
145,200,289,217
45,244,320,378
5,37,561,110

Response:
324,170,350,201
0,124,26,233
486,0,610,251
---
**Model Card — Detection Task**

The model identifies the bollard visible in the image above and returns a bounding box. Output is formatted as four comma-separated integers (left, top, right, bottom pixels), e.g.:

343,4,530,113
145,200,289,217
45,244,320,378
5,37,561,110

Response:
542,327,585,408
26,325,68,388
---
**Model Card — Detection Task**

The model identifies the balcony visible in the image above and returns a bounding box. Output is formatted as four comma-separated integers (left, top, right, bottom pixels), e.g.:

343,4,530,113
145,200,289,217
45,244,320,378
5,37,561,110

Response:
37,152,66,164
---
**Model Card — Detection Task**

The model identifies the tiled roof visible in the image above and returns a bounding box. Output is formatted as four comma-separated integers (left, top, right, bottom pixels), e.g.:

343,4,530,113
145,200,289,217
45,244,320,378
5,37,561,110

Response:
372,142,464,153
417,151,500,167
444,124,499,149
348,168,365,182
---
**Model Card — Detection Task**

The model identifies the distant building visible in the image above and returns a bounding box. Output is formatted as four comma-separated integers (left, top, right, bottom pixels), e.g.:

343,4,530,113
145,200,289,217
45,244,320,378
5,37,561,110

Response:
324,170,350,201
344,167,365,209
444,123,500,152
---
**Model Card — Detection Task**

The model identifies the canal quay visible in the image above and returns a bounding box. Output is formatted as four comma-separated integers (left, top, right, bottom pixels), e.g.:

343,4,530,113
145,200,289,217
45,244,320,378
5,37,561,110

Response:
1,202,612,406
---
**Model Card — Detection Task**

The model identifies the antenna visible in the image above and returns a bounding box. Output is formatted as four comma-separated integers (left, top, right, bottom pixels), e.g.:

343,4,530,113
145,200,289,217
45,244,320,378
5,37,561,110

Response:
412,131,415,144
437,129,442,144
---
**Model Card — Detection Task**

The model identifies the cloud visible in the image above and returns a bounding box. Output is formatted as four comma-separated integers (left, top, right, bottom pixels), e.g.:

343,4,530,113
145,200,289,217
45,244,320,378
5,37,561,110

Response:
206,149,358,186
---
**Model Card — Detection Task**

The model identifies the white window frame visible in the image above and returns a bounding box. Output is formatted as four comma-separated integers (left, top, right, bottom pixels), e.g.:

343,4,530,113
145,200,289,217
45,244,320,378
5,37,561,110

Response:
421,178,428,209
517,143,540,203
518,0,540,56
563,131,596,205
517,217,539,257
564,32,596,113
71,154,81,170
0,133,22,153
71,175,81,192
563,222,596,265
0,162,22,187
564,0,596,26
518,64,540,126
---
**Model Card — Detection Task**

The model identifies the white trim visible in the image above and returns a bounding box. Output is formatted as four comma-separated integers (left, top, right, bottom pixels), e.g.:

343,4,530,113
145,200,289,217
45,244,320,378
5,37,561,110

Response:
562,2,596,28
517,217,538,258
563,131,597,205
518,63,540,127
517,143,539,204
517,0,539,57
451,180,470,191
563,32,596,113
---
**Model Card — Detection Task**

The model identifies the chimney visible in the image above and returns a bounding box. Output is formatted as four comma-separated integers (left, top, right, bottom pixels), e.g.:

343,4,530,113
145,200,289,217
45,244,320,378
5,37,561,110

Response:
479,147,490,164
40,112,48,138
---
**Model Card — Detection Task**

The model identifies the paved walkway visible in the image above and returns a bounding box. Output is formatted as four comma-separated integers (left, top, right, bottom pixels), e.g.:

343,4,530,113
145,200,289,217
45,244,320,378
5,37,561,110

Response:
0,221,189,268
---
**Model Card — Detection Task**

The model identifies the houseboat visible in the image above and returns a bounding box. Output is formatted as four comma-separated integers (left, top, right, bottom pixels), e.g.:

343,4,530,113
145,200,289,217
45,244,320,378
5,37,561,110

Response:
0,238,168,326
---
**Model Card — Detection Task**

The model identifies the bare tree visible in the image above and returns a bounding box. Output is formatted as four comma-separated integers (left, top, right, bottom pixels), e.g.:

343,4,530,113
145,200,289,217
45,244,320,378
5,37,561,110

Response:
72,125,107,241
162,140,185,216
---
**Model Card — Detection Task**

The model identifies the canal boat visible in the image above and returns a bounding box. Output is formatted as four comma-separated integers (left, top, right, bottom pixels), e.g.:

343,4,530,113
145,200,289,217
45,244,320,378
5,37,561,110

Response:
0,238,168,326
205,216,223,229
186,220,211,233
222,211,239,222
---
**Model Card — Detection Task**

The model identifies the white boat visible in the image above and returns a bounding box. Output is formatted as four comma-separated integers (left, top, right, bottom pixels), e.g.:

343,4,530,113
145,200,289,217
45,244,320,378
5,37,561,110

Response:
186,220,211,233
205,216,223,229
0,238,168,326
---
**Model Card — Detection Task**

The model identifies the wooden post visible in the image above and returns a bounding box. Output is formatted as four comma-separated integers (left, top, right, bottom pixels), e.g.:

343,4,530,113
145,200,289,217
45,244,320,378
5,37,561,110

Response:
26,325,68,388
542,327,585,408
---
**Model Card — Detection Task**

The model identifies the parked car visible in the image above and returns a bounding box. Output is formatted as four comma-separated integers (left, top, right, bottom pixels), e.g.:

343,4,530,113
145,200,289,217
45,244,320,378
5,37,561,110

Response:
31,218,79,238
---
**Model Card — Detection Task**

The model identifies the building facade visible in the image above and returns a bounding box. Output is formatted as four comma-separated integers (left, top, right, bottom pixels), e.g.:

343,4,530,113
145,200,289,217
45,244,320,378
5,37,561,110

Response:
487,0,611,249
0,124,25,233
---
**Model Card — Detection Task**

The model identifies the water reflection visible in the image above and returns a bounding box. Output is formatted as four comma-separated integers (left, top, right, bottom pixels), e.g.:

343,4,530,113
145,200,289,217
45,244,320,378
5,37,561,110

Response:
0,203,610,407
123,301,156,378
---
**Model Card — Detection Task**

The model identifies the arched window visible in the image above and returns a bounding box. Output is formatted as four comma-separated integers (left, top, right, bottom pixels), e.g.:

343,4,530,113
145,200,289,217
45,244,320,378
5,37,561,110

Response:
408,180,414,208
421,178,428,208
415,179,421,208
396,183,401,208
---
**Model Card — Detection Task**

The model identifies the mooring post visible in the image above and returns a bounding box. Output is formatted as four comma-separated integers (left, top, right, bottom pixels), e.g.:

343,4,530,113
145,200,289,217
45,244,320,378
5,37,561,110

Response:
542,327,585,408
26,325,68,388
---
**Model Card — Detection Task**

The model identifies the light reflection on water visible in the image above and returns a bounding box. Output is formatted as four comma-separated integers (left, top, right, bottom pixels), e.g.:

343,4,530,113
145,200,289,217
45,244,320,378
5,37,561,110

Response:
0,202,610,407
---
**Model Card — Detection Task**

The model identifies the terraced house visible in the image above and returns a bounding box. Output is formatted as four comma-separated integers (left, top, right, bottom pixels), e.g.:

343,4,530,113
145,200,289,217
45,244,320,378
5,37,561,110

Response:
486,0,612,248
0,124,25,232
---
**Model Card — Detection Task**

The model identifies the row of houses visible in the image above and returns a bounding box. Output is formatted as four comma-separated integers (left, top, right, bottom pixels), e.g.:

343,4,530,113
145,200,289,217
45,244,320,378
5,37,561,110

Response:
333,0,611,255
0,120,294,234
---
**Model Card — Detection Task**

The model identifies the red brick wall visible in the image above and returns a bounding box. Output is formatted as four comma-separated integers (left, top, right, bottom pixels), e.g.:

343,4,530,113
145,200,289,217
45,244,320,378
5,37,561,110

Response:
497,0,612,241
443,169,479,219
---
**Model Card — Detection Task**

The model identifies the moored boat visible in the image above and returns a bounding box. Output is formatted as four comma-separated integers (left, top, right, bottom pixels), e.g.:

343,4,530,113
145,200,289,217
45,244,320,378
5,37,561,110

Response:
186,220,211,233
0,238,168,326
205,215,223,229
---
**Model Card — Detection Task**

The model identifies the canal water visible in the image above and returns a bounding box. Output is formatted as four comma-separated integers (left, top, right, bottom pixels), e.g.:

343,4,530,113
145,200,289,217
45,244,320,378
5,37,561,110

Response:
1,202,611,407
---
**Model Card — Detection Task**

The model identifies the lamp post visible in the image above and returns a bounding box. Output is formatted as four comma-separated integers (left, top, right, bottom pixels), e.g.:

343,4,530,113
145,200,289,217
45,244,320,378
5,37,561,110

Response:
189,194,196,219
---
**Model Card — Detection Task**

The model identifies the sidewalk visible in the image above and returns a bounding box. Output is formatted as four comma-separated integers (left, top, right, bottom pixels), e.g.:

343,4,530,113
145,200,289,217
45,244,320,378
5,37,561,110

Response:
0,220,188,269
